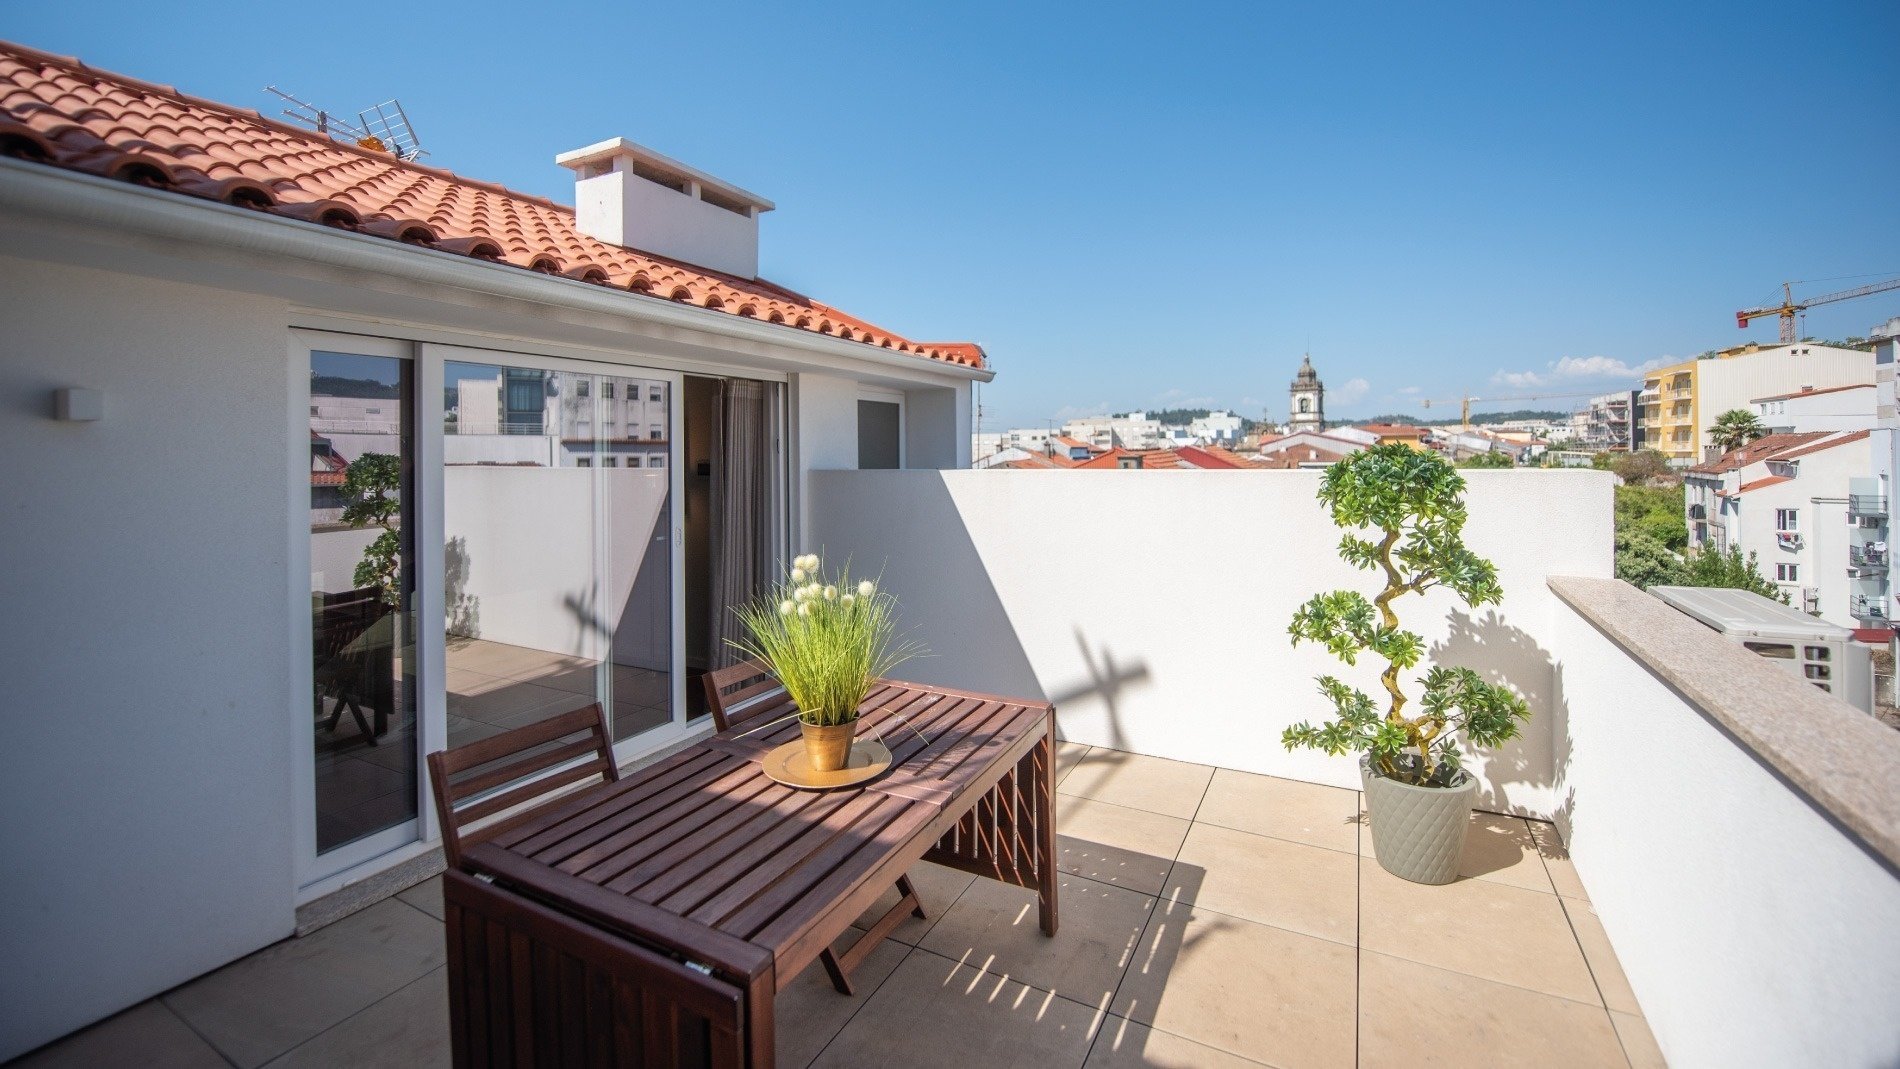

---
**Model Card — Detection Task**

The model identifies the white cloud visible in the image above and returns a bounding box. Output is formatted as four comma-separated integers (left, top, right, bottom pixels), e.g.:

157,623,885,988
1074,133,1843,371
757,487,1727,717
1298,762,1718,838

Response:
1490,355,1668,389
1398,385,1422,396
1331,377,1370,406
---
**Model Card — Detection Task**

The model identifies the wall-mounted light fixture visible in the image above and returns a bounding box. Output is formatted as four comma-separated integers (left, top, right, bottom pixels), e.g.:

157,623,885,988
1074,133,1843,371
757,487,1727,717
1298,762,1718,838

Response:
53,387,103,422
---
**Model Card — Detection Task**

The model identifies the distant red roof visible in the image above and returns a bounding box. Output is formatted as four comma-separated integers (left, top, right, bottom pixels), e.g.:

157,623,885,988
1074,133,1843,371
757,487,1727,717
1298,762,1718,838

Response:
1357,423,1429,438
1771,429,1871,461
0,39,984,368
1721,475,1792,497
1254,444,1349,469
1174,445,1247,469
1076,448,1186,469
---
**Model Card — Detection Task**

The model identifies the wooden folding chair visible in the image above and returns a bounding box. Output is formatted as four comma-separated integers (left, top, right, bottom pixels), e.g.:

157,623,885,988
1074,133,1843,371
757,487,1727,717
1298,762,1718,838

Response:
701,659,925,994
426,703,620,870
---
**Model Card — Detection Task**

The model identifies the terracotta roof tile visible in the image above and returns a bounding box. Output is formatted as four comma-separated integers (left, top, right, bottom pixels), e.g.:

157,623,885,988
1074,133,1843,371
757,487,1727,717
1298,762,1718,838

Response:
1724,475,1792,496
0,40,984,369
1253,444,1348,469
1770,429,1871,461
1687,432,1830,475
1173,445,1246,469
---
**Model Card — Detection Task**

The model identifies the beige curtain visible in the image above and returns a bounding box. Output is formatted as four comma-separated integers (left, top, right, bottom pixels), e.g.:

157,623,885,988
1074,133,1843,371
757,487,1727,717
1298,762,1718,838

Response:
709,379,782,667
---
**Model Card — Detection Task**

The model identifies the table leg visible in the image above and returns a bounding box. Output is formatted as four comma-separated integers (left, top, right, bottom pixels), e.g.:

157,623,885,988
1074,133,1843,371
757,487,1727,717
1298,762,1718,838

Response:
1036,714,1059,937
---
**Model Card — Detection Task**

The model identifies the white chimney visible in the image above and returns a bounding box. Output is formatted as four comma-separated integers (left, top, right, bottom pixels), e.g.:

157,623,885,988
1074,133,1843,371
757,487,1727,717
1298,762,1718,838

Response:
555,138,774,279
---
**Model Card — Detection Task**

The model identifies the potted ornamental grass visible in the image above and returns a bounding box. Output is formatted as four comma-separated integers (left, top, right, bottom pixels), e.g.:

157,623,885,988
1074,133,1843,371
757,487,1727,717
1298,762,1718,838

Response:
732,554,923,772
1283,444,1532,884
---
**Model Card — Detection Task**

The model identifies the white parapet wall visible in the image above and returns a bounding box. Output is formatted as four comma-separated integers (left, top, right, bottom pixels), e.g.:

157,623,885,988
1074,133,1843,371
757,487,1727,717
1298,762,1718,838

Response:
1549,577,1900,1069
807,468,1615,819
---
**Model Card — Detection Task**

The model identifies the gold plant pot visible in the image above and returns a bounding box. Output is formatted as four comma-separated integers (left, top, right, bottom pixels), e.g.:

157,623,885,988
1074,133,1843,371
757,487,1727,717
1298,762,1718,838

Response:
800,719,858,773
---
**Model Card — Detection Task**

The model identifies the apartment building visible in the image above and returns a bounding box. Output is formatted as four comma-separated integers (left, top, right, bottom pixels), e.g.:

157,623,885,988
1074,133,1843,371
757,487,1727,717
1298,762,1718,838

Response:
1685,430,1880,628
1576,389,1641,450
1645,343,1874,465
1754,383,1876,434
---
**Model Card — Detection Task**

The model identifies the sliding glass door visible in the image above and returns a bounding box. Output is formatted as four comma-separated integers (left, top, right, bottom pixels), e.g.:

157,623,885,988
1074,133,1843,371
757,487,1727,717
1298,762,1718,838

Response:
440,354,683,753
304,334,421,873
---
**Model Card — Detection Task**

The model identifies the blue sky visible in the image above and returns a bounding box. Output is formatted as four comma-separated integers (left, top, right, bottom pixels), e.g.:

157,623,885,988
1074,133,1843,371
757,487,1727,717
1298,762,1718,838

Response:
12,2,1898,429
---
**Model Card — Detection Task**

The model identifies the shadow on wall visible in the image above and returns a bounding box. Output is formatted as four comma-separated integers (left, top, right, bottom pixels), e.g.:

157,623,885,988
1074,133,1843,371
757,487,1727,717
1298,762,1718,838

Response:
1429,609,1572,824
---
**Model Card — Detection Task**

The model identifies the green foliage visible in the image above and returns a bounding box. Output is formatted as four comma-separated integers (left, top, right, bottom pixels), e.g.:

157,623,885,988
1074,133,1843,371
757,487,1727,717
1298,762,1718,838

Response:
1455,451,1515,469
341,453,402,605
1614,530,1688,590
1799,336,1872,352
729,555,925,727
1708,409,1768,453
1611,450,1671,487
1282,445,1531,786
1615,484,1686,551
1686,546,1788,603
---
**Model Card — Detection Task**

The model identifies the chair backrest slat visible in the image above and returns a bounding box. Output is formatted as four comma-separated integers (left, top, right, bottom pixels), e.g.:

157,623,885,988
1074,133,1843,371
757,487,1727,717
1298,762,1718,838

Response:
701,659,789,734
427,702,619,869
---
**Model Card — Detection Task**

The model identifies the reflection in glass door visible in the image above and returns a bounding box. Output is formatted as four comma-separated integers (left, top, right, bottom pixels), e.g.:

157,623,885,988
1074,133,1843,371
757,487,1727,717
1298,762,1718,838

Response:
441,359,676,751
309,348,418,855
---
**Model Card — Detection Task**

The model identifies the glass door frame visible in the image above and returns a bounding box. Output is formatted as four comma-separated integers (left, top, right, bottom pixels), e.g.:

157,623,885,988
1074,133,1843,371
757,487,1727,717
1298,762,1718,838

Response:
426,342,692,768
292,329,435,890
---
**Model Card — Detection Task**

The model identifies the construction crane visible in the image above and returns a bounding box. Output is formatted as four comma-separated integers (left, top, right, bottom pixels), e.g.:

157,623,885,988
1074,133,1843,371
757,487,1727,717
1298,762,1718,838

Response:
1419,390,1603,429
1736,276,1900,343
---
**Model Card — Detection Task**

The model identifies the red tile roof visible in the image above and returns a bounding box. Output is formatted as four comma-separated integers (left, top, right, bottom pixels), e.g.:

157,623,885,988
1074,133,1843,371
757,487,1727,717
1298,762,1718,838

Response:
1750,383,1874,404
1770,429,1870,460
0,40,984,369
1357,423,1429,437
1253,444,1349,469
1173,445,1247,469
1687,432,1830,475
1076,448,1187,469
1722,475,1792,497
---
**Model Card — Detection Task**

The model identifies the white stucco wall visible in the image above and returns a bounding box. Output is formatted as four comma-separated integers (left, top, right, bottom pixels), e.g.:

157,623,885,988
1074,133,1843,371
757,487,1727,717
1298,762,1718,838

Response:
1550,594,1900,1069
807,469,1615,816
0,256,297,1060
443,466,670,669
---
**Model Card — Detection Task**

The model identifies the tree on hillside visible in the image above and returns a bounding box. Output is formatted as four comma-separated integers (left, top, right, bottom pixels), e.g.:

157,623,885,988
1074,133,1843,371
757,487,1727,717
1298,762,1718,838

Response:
1615,484,1687,550
1456,451,1514,469
1708,409,1768,453
1611,450,1671,486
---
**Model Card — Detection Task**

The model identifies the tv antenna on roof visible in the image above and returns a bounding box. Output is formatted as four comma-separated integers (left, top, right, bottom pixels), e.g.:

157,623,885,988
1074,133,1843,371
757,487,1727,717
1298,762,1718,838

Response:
264,86,427,161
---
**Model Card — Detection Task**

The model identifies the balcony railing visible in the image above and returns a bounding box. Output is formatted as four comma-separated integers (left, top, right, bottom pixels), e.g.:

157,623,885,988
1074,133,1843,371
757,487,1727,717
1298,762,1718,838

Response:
1848,494,1888,518
1851,595,1888,621
1849,544,1888,569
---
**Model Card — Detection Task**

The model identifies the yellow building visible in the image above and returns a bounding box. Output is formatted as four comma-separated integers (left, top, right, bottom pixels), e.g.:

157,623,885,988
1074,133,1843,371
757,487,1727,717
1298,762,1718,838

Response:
1640,360,1698,463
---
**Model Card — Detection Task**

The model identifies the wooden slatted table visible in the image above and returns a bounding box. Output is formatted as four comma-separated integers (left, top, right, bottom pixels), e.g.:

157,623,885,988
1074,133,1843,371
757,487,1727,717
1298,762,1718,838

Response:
445,680,1057,1068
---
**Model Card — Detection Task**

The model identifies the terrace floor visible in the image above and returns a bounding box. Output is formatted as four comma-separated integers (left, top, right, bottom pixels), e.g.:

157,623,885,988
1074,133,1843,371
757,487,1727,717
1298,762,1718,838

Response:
15,746,1665,1068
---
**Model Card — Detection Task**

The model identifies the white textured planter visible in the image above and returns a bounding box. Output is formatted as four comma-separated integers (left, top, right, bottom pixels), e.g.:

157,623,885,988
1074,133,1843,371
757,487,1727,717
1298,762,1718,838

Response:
1361,756,1478,885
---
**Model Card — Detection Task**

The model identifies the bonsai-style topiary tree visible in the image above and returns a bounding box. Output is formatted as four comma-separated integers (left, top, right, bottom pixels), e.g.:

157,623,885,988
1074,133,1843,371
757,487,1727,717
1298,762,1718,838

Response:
342,452,403,606
1283,445,1531,786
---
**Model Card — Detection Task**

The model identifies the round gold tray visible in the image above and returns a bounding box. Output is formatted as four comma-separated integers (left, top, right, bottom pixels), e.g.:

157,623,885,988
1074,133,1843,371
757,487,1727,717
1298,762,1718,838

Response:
761,738,893,790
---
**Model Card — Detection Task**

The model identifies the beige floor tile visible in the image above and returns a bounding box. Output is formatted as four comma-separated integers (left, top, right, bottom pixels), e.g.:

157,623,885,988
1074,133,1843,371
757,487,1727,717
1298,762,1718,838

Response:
1563,897,1641,1014
1458,812,1557,892
1058,749,1214,820
1195,768,1361,854
1086,1017,1269,1068
774,932,908,1069
1056,742,1092,786
1612,1010,1667,1069
1166,823,1356,945
10,1000,227,1069
1528,820,1591,900
1114,901,1355,1069
262,967,448,1068
1057,794,1190,896
396,874,444,921
1358,858,1600,1005
813,949,1103,1069
163,897,446,1068
1359,951,1627,1069
920,873,1153,1006
851,861,977,945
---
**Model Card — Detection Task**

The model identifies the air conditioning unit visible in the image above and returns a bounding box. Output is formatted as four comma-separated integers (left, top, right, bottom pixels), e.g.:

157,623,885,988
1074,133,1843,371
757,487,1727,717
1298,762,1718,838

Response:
1801,586,1820,614
1649,586,1875,715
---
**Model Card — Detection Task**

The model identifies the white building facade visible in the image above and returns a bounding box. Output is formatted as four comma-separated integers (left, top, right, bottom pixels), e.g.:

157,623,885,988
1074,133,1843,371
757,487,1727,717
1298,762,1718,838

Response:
1753,383,1876,434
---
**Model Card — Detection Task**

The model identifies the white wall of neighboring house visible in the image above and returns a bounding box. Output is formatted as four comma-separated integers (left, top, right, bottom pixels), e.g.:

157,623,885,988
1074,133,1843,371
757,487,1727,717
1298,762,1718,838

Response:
1753,384,1875,434
1695,344,1873,458
1188,410,1243,442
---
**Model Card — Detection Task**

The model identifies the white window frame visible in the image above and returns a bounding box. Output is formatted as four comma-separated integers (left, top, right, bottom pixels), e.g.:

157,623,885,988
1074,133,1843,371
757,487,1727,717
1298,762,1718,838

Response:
1776,508,1799,532
1777,563,1799,582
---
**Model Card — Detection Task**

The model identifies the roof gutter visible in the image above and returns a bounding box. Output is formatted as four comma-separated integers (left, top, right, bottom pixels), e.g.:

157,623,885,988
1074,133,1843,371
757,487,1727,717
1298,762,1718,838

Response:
0,158,995,383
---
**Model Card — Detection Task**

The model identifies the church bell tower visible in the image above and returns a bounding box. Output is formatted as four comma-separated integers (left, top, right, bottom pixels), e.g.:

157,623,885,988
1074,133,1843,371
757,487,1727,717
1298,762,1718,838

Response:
1288,354,1325,432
